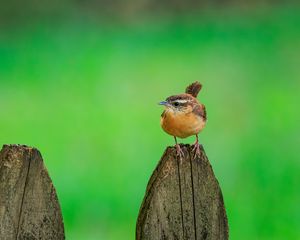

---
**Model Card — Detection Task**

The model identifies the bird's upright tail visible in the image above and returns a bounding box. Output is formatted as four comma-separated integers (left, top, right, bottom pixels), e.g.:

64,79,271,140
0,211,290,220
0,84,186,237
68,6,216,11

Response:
185,81,202,97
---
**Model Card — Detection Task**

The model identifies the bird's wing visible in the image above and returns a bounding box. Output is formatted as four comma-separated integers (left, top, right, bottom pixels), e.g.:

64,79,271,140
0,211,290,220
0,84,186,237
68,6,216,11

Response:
193,104,207,120
185,81,202,97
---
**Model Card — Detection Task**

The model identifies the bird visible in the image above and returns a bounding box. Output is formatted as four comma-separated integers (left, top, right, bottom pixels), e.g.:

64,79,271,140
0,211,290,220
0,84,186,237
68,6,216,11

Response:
159,81,207,159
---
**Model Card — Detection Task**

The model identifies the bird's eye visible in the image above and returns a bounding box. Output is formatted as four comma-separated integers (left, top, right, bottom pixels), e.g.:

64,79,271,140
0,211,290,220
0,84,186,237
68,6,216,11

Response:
174,102,179,107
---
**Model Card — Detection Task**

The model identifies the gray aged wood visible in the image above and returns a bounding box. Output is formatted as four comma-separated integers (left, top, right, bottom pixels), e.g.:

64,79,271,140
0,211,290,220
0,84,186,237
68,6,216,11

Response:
136,144,228,240
0,144,65,240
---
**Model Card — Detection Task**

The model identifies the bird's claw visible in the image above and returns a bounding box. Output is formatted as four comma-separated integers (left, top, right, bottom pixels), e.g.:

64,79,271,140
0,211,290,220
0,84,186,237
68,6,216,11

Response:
192,143,201,159
175,144,184,162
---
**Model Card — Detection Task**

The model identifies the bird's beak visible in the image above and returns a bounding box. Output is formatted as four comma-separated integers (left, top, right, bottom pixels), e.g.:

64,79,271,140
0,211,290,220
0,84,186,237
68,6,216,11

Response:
159,101,168,106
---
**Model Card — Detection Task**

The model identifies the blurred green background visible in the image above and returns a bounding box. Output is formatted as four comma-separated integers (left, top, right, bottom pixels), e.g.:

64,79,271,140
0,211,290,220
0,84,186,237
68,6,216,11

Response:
0,1,300,239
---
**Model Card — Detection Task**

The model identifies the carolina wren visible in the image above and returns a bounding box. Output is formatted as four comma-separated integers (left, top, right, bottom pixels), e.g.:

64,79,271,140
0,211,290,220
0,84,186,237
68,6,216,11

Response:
159,81,207,159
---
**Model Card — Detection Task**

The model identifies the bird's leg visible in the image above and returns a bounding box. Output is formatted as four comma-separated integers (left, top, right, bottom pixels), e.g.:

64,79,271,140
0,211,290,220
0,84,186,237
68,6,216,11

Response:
174,136,184,161
192,134,201,159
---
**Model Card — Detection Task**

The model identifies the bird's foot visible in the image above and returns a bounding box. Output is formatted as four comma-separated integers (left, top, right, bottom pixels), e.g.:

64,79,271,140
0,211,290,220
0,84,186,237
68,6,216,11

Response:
192,142,201,159
175,143,184,162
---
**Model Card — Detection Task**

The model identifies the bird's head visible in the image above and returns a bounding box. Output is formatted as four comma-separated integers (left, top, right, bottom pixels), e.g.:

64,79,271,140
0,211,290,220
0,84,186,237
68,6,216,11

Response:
159,81,202,114
159,94,195,113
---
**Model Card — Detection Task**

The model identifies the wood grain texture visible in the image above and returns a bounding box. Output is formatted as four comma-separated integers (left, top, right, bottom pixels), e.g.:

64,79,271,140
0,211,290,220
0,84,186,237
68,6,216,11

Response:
136,144,228,240
0,144,65,240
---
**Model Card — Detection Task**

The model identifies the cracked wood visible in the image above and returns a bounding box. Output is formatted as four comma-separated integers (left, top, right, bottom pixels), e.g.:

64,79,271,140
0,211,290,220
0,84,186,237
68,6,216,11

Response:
0,145,65,240
136,144,228,240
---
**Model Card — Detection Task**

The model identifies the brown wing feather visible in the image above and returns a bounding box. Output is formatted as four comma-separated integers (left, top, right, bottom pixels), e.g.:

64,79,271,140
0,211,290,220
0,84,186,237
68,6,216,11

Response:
185,81,202,97
193,104,207,121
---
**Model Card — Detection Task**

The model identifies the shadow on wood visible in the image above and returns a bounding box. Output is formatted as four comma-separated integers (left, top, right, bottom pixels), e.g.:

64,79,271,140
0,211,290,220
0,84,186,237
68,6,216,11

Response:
0,144,65,240
136,144,228,240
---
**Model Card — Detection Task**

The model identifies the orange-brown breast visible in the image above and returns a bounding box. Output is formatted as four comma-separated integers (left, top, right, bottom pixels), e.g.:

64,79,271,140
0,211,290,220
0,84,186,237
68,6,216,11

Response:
161,109,206,138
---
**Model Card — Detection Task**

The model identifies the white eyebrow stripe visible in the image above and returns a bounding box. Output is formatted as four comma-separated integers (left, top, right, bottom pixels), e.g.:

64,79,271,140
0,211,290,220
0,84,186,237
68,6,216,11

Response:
174,99,189,103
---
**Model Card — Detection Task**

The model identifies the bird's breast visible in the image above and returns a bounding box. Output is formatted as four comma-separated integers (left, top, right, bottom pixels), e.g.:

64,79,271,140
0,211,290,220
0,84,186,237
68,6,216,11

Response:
160,110,206,138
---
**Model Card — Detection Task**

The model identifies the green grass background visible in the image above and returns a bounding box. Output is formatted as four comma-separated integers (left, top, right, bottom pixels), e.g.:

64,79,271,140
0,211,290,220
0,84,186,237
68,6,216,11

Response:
0,6,300,240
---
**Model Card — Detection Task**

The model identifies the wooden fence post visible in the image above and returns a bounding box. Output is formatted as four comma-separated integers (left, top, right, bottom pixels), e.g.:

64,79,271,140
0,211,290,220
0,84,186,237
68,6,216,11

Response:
136,144,229,240
0,144,65,240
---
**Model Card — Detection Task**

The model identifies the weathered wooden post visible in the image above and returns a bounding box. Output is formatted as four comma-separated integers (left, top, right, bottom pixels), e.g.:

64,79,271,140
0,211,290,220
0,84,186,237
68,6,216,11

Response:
0,144,65,240
136,144,228,240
